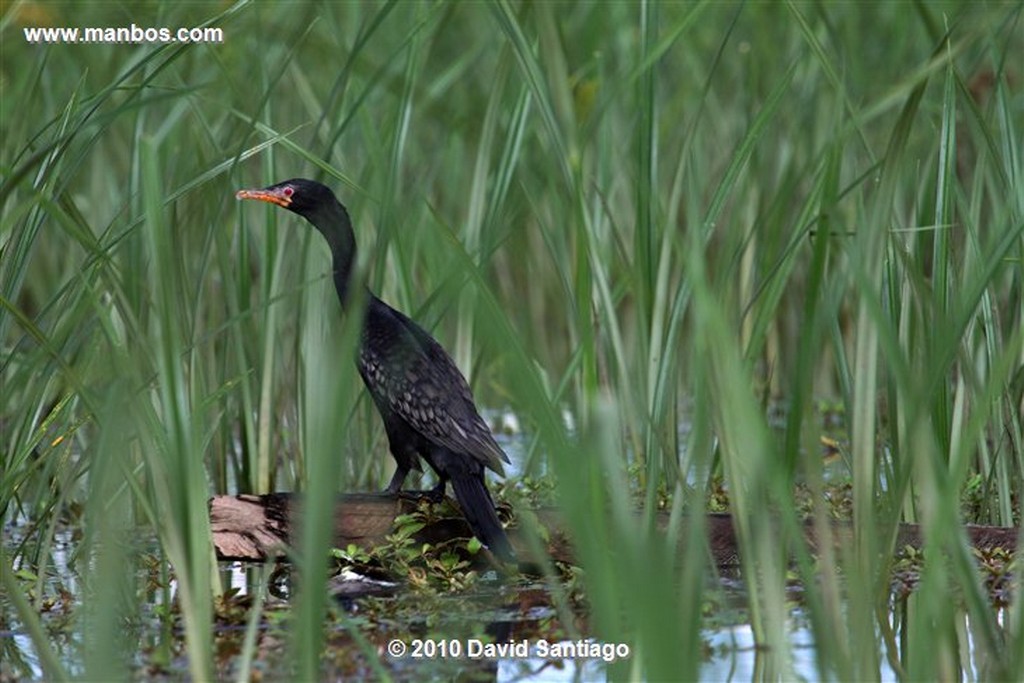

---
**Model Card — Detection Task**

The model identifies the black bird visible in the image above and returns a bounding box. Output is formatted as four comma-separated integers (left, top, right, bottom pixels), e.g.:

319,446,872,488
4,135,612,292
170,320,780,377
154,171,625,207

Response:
236,178,515,562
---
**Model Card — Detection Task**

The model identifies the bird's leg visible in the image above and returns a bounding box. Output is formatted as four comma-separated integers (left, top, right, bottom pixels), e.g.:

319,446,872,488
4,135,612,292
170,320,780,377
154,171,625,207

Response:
383,465,409,496
395,477,447,504
424,478,447,503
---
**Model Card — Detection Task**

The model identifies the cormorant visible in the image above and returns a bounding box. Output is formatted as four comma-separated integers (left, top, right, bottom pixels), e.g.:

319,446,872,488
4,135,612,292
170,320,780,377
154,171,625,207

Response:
236,178,514,562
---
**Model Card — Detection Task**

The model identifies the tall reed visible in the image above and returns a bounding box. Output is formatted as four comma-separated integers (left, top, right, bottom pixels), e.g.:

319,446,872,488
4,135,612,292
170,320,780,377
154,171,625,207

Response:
1,1,1021,679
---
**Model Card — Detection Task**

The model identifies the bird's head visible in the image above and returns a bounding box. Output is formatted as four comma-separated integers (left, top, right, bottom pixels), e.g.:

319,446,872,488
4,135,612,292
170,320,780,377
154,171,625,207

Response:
236,178,339,221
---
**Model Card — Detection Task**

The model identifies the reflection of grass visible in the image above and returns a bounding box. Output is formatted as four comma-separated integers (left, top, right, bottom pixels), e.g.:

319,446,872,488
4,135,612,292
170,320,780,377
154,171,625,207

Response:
2,1,1023,679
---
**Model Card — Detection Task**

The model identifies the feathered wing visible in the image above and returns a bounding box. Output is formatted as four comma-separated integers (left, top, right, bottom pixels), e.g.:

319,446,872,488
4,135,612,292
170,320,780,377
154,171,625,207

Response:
359,299,509,475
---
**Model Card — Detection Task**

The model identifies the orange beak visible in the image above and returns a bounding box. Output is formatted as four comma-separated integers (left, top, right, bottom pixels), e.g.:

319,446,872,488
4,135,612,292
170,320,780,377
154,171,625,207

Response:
235,187,292,208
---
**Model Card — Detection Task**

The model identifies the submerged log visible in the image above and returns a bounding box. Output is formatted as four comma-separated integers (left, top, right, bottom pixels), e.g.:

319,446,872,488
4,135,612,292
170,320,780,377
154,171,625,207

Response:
208,493,1019,566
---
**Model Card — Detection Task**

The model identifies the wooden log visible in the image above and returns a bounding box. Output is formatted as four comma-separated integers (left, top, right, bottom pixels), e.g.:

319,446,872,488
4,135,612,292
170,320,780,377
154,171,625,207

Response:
208,493,1019,566
209,492,565,564
210,493,407,561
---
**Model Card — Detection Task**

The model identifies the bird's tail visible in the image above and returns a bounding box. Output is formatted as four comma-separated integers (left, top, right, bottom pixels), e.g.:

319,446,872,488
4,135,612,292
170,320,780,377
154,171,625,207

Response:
449,473,516,563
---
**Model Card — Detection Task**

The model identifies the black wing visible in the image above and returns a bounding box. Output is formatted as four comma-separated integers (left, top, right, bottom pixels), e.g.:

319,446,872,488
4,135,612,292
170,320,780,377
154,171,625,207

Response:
358,297,509,475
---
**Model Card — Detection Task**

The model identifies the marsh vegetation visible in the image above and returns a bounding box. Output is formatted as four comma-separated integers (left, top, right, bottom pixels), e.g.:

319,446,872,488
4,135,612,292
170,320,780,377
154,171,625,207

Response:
2,1,1023,680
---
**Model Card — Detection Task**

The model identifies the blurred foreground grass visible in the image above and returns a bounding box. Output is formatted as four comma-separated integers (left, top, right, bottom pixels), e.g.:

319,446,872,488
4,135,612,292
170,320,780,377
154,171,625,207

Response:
2,1,1023,679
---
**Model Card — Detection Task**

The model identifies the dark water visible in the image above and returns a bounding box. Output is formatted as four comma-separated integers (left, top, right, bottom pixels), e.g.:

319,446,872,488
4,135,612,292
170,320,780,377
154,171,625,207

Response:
1,406,897,681
1,529,889,682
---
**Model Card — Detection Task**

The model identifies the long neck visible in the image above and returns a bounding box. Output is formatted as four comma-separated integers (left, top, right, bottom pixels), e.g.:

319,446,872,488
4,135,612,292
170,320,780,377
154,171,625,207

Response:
308,199,357,306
